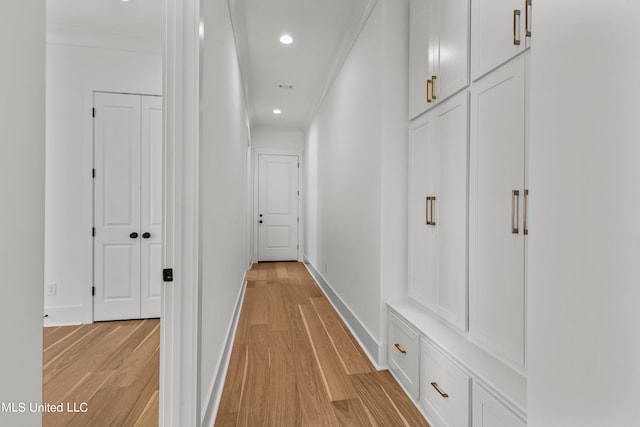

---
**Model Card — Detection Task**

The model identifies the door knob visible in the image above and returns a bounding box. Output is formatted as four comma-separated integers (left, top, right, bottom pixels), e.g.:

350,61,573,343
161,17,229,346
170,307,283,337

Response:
259,220,263,224
259,214,263,217
142,232,151,239
129,232,139,239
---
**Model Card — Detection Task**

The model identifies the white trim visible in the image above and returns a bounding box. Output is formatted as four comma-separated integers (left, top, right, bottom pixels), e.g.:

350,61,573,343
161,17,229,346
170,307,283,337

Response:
303,257,384,370
252,147,304,263
200,278,248,427
160,0,201,425
43,306,83,327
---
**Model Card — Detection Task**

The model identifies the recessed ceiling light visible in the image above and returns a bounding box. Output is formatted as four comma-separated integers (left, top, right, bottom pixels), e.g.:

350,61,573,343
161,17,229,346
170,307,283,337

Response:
279,34,293,45
273,109,282,115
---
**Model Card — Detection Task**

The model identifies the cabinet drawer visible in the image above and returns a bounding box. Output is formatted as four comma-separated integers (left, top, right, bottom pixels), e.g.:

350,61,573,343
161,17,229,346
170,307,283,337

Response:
388,312,420,398
420,339,471,427
472,383,526,427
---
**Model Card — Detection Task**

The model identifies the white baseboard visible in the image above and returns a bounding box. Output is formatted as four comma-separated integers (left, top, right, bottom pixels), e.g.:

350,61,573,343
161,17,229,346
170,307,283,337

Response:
200,277,248,427
303,256,384,370
43,305,83,326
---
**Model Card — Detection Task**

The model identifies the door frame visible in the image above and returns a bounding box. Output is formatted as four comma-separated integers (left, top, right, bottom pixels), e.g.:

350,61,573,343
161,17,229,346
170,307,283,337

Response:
252,147,304,263
160,0,201,425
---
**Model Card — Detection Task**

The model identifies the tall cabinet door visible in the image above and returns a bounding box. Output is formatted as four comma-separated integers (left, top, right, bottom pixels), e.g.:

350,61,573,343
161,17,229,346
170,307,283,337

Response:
409,114,437,305
469,55,527,369
434,93,468,330
409,92,468,331
140,95,163,319
94,93,142,321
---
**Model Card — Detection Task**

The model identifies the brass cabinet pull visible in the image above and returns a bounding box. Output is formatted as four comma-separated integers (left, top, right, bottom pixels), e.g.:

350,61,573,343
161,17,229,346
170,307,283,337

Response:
513,10,521,45
525,0,532,37
426,196,436,226
431,75,437,100
394,343,407,354
431,382,449,398
426,79,432,103
523,189,529,235
511,190,520,234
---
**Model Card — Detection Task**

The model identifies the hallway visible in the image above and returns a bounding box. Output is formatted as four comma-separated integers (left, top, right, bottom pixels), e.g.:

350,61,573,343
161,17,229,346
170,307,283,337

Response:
215,262,428,426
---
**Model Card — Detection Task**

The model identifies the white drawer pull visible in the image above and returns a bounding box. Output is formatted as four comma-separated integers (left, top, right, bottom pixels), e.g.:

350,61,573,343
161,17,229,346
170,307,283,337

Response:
394,343,407,354
431,382,449,398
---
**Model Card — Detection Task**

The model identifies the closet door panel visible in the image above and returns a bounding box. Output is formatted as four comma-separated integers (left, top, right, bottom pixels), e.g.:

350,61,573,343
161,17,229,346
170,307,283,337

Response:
434,93,468,330
469,56,526,368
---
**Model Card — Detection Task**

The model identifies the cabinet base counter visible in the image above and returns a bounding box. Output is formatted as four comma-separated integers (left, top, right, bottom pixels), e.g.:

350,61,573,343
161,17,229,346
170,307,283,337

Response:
387,302,527,423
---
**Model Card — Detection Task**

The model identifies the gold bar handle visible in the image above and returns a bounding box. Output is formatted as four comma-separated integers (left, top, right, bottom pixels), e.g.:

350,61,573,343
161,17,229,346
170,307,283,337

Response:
511,190,520,234
394,343,407,354
525,0,532,37
431,75,437,100
513,10,521,45
524,189,529,235
426,196,436,226
431,382,449,398
426,79,432,103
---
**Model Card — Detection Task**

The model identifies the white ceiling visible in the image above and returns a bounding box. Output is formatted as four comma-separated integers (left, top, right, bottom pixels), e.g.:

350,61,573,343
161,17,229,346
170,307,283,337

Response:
47,0,375,130
231,0,376,129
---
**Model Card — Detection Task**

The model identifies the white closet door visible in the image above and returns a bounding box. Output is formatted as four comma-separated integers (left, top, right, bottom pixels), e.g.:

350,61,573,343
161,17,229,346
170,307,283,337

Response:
469,56,526,368
94,93,142,321
140,96,163,318
258,154,299,261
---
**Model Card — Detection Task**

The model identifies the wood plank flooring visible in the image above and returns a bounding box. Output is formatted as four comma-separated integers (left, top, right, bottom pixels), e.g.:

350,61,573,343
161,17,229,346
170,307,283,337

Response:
216,262,429,427
43,318,159,427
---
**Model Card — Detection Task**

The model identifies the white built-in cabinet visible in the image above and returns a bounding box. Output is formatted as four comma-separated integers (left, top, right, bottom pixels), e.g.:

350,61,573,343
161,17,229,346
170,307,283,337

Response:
409,0,470,119
469,55,528,371
408,91,468,331
471,0,532,81
396,1,534,426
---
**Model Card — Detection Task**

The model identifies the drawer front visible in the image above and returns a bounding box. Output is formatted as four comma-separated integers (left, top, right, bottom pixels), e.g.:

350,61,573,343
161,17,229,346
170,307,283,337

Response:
472,383,526,427
420,339,471,427
388,312,420,398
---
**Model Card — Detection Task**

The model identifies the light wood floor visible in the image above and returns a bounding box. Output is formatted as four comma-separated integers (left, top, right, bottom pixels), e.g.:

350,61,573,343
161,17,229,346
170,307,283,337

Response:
43,318,159,427
216,262,429,427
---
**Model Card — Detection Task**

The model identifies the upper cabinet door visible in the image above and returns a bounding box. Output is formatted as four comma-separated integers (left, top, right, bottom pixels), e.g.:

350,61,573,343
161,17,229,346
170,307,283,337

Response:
409,0,435,119
410,0,470,119
434,0,470,104
471,0,531,81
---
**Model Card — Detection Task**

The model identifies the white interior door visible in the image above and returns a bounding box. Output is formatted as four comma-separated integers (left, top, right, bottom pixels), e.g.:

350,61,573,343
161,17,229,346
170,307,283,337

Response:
140,95,163,318
94,92,162,321
258,154,299,261
94,93,142,321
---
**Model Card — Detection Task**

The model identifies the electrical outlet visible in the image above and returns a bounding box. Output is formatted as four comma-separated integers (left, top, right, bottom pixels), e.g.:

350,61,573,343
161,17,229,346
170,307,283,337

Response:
46,283,56,297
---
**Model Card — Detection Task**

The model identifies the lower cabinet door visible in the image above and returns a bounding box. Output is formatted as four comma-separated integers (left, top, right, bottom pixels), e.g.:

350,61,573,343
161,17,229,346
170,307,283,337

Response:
388,312,420,398
472,383,526,427
420,339,471,427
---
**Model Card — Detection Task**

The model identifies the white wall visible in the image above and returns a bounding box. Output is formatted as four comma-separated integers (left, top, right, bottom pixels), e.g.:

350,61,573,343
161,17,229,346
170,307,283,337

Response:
304,0,409,363
0,1,45,425
45,40,162,325
528,2,640,425
252,127,304,151
199,0,250,422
